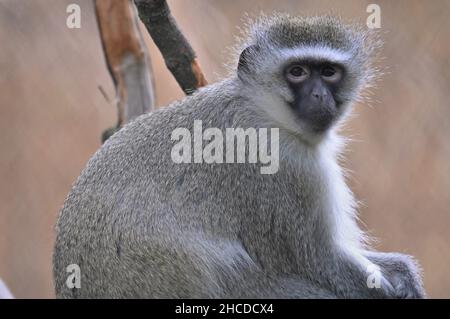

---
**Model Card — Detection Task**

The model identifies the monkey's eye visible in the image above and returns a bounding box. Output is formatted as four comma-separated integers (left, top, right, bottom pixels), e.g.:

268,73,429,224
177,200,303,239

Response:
286,65,310,83
321,65,342,83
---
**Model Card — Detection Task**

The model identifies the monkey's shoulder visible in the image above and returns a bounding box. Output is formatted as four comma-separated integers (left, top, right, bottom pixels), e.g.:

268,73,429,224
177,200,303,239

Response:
67,79,245,194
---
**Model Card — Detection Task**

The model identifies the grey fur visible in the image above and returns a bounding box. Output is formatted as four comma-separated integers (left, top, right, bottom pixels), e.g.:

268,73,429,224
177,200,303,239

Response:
53,15,425,298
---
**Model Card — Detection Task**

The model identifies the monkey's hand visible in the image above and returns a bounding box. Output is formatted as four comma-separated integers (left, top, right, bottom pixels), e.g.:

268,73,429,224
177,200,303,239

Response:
364,251,426,299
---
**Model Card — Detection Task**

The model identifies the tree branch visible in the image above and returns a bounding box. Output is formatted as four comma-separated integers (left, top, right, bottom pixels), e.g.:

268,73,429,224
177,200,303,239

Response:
95,0,156,142
134,0,207,95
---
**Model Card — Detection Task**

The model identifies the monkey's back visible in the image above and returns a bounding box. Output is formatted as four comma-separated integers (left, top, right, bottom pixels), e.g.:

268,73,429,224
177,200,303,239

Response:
53,79,315,298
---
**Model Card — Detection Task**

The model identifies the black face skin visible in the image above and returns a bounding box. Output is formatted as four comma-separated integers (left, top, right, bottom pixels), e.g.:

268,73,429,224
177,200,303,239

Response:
284,61,345,132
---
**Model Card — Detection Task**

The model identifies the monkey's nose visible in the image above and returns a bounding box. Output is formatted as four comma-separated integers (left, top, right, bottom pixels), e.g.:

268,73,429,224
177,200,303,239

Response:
311,88,328,103
311,89,327,102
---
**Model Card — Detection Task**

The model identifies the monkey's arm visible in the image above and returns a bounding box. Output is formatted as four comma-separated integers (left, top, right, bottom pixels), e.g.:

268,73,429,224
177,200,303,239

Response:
364,251,426,299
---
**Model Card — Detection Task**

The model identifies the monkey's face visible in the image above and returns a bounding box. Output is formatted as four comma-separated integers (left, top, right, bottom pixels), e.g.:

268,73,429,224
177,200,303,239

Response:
238,49,357,143
283,60,345,133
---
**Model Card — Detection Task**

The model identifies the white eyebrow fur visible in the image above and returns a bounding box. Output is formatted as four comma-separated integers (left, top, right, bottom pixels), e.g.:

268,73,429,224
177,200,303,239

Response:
279,45,352,64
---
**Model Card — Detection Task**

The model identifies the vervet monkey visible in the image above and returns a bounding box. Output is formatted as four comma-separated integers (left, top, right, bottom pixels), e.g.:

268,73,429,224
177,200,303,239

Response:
54,15,426,298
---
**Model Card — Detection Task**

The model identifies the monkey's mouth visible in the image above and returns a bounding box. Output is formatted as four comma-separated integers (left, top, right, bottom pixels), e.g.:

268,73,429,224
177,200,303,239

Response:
292,103,338,133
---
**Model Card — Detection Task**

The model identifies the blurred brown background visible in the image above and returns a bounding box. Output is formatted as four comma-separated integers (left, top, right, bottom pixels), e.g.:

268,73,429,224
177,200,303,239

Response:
0,0,449,298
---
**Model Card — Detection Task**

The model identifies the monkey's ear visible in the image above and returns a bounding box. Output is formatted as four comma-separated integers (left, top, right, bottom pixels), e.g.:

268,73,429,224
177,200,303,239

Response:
238,45,258,74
